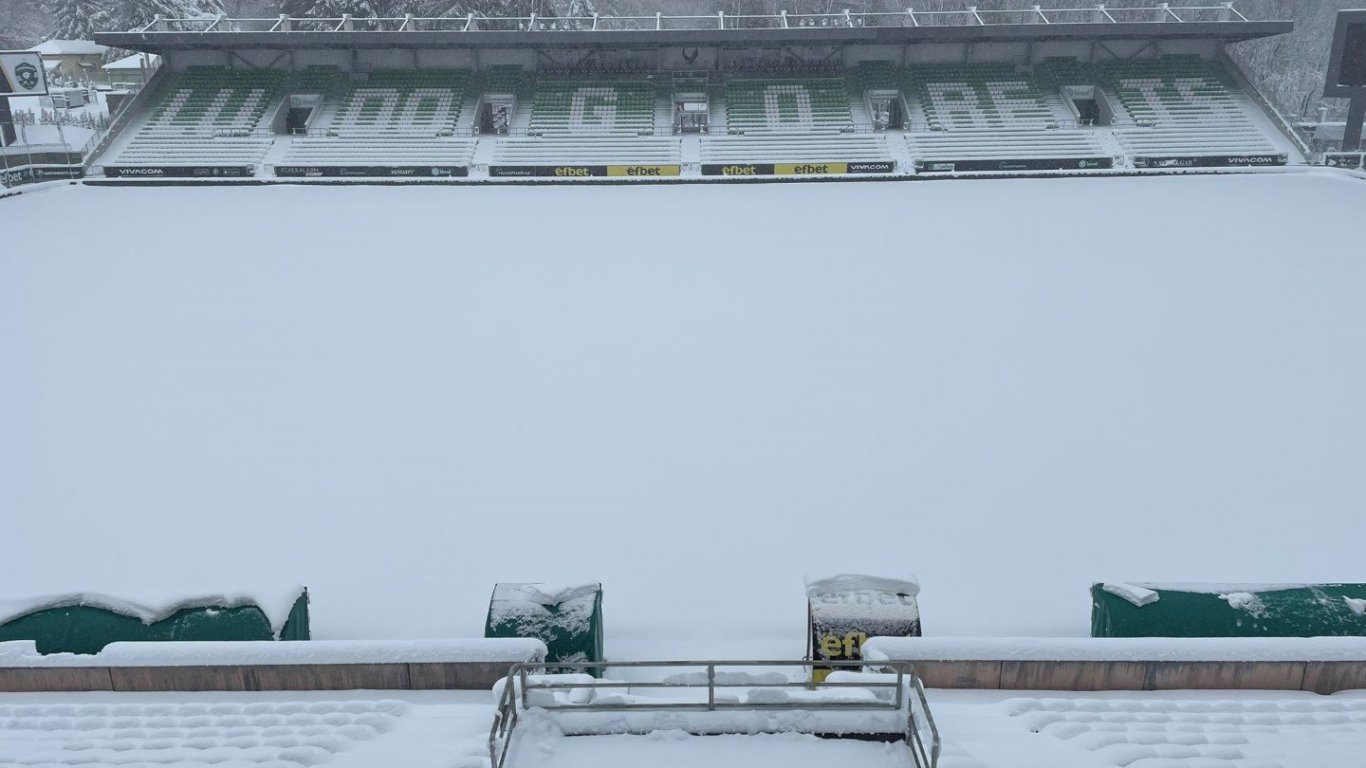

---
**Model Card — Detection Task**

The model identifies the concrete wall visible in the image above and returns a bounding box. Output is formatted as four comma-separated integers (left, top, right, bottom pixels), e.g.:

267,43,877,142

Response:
0,661,515,693
911,659,1366,694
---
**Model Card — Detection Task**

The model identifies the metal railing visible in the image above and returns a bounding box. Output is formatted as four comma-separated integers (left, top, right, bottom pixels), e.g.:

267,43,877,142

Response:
1,125,93,188
490,659,939,768
136,4,1267,34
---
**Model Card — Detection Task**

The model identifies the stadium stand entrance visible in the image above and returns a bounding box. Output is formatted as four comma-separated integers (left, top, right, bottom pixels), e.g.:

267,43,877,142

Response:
88,5,1307,183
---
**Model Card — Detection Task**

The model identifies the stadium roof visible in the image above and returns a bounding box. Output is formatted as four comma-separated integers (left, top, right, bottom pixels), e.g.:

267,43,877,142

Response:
96,4,1292,52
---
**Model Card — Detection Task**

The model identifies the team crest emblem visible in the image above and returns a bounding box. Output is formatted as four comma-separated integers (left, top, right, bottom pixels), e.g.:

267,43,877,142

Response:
14,61,39,90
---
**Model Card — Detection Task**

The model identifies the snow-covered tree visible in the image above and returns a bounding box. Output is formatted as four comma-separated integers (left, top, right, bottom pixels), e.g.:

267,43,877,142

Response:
95,0,225,33
43,0,99,39
282,0,391,17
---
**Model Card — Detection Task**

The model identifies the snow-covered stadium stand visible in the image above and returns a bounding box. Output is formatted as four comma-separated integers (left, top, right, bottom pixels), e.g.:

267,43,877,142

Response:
701,134,893,167
318,69,471,137
85,6,1305,181
723,77,855,134
277,137,477,172
906,64,1064,131
105,67,284,174
528,79,661,136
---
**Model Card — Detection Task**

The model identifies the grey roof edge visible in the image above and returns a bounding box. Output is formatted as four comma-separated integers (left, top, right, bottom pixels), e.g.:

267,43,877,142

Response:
95,20,1293,53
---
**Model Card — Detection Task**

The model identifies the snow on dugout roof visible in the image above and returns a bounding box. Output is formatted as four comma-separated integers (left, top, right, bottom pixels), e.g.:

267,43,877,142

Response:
0,586,306,636
488,583,600,636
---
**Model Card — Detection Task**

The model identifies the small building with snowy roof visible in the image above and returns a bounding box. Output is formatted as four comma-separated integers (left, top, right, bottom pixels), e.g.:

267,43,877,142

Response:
29,39,109,82
101,53,159,86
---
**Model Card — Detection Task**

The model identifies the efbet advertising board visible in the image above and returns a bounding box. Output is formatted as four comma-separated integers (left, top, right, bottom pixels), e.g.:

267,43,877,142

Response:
1,52,48,97
807,574,921,682
488,164,681,178
702,161,894,176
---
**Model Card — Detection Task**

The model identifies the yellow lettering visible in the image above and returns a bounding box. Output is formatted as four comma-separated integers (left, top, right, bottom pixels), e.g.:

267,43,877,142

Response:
819,634,844,658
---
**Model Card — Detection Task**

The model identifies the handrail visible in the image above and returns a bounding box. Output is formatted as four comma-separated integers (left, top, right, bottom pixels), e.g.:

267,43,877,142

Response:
131,4,1277,34
489,659,939,768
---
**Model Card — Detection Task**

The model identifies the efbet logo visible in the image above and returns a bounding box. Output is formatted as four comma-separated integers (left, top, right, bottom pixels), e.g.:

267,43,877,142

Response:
14,61,39,91
817,631,868,660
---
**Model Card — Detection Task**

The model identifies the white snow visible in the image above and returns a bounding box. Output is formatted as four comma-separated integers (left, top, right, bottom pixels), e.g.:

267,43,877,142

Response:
2,172,1366,658
488,583,599,637
30,40,108,56
861,636,1366,662
1219,591,1268,616
102,53,160,72
0,690,494,768
0,638,547,668
0,586,307,636
806,574,921,598
6,687,1366,768
1099,583,1160,607
1344,598,1366,617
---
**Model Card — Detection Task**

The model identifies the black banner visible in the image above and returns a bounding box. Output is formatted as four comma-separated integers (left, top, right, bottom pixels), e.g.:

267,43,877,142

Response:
104,165,255,178
1324,152,1366,170
702,163,775,176
2,166,85,186
1132,154,1287,169
274,165,469,178
916,157,1114,173
490,165,607,178
846,161,896,174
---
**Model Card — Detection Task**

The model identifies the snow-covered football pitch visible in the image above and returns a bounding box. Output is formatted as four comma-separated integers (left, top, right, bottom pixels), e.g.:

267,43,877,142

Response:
3,171,1365,656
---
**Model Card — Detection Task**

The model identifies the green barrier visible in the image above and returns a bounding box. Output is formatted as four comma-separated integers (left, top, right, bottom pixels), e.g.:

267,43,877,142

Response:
1091,583,1366,638
485,583,603,676
0,590,310,655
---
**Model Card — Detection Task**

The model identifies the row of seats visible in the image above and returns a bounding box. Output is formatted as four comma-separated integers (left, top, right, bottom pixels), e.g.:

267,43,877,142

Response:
320,69,471,137
141,67,286,136
700,134,889,163
282,137,477,166
528,82,660,137
723,78,854,134
906,63,1063,131
111,137,273,167
906,128,1108,162
494,137,681,164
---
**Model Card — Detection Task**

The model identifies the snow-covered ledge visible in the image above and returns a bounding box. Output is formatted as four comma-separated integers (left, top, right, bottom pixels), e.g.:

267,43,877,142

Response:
862,637,1366,663
862,637,1366,694
0,639,547,693
0,638,547,668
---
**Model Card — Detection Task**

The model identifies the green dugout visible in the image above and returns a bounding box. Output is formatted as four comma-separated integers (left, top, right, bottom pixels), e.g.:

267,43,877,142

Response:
1092,583,1366,638
485,583,604,676
0,588,310,655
